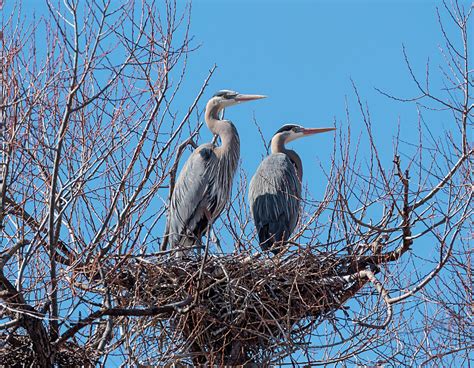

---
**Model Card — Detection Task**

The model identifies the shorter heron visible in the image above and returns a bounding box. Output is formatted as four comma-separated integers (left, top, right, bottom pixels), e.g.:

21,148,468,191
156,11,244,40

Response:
249,124,335,254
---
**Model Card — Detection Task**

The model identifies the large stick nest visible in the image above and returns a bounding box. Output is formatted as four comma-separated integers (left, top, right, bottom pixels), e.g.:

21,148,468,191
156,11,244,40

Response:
106,250,371,365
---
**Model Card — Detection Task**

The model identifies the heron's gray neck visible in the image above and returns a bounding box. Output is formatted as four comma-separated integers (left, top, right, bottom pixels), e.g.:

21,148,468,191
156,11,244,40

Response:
271,138,303,181
205,102,240,151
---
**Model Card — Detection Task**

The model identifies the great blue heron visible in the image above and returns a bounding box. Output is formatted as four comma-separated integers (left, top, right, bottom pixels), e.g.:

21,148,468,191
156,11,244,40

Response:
168,90,266,256
249,124,335,254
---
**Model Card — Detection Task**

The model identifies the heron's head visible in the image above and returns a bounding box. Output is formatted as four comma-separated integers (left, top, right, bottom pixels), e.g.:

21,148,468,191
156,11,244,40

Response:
209,90,267,111
273,124,336,144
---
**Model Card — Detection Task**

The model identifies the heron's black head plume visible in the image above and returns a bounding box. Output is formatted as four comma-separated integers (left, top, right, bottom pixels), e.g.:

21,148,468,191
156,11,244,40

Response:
274,124,303,135
213,90,238,99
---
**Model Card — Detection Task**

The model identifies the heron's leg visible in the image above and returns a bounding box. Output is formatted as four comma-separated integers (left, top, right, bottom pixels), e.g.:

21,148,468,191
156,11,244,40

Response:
202,222,212,262
206,221,223,254
194,229,204,257
212,229,224,254
200,209,213,258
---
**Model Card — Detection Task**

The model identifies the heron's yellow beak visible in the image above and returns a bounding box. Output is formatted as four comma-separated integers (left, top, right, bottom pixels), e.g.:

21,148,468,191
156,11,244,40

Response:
301,127,336,135
234,94,267,102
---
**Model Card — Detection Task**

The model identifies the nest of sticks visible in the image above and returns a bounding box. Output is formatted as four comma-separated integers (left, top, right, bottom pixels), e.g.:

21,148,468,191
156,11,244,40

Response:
107,249,373,365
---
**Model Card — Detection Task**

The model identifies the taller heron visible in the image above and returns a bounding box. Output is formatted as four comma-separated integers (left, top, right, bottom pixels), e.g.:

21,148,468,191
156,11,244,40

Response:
249,124,335,255
168,90,266,255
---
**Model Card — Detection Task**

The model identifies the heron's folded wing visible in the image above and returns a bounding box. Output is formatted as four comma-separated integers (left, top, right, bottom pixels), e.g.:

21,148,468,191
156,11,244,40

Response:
249,154,301,242
169,144,217,239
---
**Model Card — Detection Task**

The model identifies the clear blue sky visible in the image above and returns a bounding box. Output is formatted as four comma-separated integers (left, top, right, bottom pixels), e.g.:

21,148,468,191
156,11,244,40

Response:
175,0,458,199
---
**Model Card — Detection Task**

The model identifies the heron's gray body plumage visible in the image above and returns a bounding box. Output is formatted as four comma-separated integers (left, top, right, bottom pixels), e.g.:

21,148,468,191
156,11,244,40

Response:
249,152,301,253
169,124,240,253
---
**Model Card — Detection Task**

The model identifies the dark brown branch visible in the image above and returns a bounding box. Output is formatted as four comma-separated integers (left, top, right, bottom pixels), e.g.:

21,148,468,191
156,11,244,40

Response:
55,296,193,346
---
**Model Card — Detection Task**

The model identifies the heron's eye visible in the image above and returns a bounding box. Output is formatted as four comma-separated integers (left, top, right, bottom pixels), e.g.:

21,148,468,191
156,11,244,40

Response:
292,127,298,132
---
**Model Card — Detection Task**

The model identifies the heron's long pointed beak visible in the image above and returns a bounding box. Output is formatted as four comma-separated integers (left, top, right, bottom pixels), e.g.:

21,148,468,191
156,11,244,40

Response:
234,94,267,102
302,127,336,135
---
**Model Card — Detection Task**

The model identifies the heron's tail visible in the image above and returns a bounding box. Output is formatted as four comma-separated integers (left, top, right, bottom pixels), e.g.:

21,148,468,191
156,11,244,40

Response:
258,225,287,255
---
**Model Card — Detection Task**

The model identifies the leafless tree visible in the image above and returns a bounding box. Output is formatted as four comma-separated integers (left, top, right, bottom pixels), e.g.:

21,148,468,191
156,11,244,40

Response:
0,0,471,367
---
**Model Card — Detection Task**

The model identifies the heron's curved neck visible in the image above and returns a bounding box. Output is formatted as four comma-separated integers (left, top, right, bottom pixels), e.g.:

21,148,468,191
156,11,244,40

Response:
205,102,240,151
271,137,303,181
